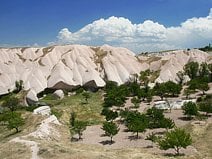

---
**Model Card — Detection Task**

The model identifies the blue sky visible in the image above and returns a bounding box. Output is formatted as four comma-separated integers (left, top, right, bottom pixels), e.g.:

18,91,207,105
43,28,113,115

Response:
0,0,212,52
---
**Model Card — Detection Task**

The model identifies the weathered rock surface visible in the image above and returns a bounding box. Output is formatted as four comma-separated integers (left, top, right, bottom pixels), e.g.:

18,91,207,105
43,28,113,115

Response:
0,44,141,95
33,106,51,116
53,89,64,99
0,45,211,97
138,49,211,83
29,115,61,140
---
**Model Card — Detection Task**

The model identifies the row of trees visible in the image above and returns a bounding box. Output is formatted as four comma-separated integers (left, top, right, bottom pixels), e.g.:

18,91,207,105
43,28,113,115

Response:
101,107,176,141
103,80,182,109
182,98,212,119
100,106,192,155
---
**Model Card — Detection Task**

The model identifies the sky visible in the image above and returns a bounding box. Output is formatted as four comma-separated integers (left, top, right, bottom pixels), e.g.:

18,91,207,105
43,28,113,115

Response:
0,0,212,53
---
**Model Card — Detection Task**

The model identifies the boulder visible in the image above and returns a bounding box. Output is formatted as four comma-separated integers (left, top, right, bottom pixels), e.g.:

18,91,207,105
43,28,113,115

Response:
33,106,51,116
26,90,38,106
53,89,64,99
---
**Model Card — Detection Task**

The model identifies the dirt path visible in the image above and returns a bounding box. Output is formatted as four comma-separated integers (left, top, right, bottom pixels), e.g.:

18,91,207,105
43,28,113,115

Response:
10,115,60,159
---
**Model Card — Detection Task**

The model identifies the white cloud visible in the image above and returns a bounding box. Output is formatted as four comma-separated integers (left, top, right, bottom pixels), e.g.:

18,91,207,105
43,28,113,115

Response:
56,9,212,53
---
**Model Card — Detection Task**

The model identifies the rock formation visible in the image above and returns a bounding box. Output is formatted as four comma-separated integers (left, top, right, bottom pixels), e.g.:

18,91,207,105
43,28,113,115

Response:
0,44,211,98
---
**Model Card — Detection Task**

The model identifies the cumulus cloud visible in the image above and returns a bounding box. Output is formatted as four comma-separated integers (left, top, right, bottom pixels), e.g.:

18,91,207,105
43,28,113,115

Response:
56,9,212,53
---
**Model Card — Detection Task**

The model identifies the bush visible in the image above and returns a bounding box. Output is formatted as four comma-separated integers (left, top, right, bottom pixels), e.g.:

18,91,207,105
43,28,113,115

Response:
2,95,20,112
76,88,84,94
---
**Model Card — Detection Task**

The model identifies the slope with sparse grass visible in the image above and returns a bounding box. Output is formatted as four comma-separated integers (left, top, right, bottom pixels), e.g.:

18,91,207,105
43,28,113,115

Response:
40,91,105,125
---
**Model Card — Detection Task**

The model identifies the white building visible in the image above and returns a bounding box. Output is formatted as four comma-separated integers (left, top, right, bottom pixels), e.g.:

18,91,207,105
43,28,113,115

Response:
154,99,197,110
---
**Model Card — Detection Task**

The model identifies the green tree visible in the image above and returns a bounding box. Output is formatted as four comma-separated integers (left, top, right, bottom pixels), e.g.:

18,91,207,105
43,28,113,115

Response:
140,70,150,86
71,120,87,140
160,118,175,131
176,71,184,85
6,112,24,133
198,82,209,95
184,88,194,99
208,63,212,82
14,80,24,93
184,62,199,79
146,107,165,129
105,81,118,91
128,82,140,96
188,77,209,94
164,81,182,97
2,95,19,112
126,112,148,139
138,88,146,101
82,91,91,104
101,121,119,144
198,100,212,116
158,128,192,155
182,102,198,119
103,84,128,107
153,83,166,100
101,108,118,121
199,63,209,77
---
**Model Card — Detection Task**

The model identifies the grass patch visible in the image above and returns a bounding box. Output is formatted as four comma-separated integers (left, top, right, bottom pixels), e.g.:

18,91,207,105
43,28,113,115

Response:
192,123,212,158
40,91,105,125
183,121,212,159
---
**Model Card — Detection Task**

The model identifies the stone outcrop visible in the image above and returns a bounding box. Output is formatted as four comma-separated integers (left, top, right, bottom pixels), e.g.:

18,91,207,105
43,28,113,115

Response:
33,106,51,116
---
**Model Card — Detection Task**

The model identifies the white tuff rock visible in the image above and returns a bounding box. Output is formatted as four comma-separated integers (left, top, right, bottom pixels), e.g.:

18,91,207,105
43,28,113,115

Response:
0,45,210,97
33,106,51,116
53,89,64,99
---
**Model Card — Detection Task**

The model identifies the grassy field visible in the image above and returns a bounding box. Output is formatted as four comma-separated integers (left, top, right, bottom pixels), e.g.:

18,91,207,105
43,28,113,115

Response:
192,123,212,158
40,90,105,126
183,120,212,159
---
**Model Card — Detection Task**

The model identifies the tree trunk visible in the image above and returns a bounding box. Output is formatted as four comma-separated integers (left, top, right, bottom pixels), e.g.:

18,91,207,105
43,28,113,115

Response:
175,147,180,155
110,136,113,144
78,132,82,140
15,127,19,133
136,131,139,139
